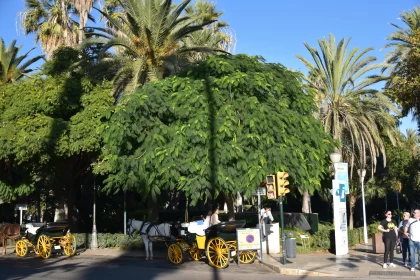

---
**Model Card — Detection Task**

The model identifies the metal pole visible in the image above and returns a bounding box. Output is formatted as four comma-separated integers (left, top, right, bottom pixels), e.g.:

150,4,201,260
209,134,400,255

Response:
91,182,98,250
279,195,286,265
124,191,127,235
258,191,263,263
396,191,400,225
20,209,23,225
361,175,368,244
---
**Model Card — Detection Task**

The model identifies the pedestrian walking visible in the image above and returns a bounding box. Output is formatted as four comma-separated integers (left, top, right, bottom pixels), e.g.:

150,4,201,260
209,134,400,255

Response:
378,210,398,268
399,211,411,266
404,208,420,272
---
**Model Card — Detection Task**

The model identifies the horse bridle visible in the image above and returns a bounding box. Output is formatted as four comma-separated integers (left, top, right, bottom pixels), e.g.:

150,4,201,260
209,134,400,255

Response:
127,220,135,238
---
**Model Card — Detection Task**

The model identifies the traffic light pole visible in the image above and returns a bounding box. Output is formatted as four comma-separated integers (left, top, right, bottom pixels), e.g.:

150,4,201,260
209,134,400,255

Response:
279,195,286,265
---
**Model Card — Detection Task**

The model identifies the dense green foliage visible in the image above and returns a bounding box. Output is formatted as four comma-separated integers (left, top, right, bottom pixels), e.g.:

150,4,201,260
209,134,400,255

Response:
0,50,114,202
95,54,334,204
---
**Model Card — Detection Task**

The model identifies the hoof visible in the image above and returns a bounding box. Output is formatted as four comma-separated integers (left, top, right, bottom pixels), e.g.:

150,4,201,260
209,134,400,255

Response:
145,257,149,261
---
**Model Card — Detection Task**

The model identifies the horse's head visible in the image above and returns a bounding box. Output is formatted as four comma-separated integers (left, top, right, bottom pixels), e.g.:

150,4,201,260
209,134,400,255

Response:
127,219,134,236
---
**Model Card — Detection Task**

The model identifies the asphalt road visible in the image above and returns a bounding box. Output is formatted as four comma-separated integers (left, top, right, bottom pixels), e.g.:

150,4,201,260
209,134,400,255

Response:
0,252,394,280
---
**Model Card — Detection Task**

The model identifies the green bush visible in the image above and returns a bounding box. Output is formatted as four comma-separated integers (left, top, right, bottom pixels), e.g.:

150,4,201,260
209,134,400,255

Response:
368,222,380,237
74,232,144,249
311,223,333,250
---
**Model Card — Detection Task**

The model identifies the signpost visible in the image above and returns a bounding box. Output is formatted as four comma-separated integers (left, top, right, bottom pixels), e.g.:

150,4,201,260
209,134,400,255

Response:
332,180,349,255
253,184,267,263
236,228,261,266
15,204,28,225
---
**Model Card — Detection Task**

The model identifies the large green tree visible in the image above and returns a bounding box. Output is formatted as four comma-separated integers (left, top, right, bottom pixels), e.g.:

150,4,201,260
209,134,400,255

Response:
297,34,400,227
0,38,44,84
94,54,334,221
0,47,114,226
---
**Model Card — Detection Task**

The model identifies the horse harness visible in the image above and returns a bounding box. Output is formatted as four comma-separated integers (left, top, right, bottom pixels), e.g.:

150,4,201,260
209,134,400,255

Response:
128,220,170,241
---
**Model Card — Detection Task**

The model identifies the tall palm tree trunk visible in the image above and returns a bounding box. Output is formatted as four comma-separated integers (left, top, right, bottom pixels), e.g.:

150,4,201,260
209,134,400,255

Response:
349,194,356,229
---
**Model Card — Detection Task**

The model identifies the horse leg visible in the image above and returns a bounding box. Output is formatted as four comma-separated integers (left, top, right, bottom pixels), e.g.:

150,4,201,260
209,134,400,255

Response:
143,235,149,260
2,238,5,256
149,241,153,261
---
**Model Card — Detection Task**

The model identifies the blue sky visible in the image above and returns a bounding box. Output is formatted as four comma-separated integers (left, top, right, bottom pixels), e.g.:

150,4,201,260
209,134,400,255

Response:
0,0,418,132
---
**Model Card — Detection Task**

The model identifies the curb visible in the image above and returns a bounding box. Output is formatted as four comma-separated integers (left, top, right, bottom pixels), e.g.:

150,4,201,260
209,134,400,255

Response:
260,255,337,277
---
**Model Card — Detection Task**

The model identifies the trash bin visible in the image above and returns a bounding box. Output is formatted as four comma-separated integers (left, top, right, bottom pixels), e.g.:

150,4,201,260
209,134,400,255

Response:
285,237,296,258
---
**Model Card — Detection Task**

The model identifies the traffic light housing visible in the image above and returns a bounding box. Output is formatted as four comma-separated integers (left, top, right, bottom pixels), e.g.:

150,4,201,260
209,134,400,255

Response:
276,171,290,196
266,175,277,199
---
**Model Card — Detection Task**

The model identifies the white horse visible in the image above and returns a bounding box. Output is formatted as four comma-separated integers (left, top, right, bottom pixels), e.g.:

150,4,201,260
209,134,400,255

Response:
127,219,173,260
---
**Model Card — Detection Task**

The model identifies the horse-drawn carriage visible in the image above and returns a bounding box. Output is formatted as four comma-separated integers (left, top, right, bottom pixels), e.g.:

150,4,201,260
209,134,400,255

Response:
15,222,76,259
167,220,257,268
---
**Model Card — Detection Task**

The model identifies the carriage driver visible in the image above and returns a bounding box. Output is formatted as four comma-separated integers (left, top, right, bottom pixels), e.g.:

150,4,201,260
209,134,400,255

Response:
210,207,221,226
203,211,212,229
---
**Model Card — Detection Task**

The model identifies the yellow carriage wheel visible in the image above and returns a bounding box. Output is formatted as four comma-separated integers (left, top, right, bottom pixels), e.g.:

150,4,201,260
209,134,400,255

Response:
206,237,229,269
239,250,256,264
168,244,183,265
63,233,77,257
189,242,201,261
16,240,28,257
37,235,51,259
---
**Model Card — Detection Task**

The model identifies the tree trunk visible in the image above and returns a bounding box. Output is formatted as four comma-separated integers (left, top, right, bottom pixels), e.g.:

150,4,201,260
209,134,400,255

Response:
54,195,68,222
301,189,312,213
236,191,243,213
349,194,356,229
223,192,235,221
147,196,159,222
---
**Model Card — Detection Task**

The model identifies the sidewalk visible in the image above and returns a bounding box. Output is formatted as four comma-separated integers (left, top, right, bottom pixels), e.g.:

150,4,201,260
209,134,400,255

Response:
262,239,418,278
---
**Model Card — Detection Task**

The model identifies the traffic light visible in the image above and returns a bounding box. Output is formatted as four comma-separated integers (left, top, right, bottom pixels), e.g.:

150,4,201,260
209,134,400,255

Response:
265,175,277,199
276,171,290,196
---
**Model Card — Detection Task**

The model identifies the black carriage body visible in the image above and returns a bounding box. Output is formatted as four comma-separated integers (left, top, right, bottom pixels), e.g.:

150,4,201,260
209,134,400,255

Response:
25,222,70,250
204,220,246,242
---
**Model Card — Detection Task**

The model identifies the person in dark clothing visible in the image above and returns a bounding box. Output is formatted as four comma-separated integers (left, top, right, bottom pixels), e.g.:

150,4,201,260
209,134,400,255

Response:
378,210,398,268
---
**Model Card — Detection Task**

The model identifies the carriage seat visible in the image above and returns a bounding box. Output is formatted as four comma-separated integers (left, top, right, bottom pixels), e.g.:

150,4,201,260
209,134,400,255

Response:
24,223,41,235
187,221,208,236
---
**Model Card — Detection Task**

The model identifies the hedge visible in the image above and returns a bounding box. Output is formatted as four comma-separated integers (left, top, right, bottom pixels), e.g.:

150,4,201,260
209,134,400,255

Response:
74,232,144,250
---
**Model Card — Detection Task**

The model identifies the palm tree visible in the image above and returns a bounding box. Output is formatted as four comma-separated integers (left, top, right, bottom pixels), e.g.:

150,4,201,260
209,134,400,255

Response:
0,38,44,84
85,0,224,96
182,0,235,61
73,0,96,42
297,34,400,228
405,129,420,158
21,0,79,58
383,6,420,73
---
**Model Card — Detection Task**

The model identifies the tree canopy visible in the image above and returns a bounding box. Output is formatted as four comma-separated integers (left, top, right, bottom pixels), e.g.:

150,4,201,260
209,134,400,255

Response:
95,54,334,205
0,48,114,202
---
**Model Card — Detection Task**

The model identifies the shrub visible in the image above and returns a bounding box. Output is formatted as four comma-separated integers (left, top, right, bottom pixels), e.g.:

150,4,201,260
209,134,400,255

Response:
311,224,333,250
74,232,144,249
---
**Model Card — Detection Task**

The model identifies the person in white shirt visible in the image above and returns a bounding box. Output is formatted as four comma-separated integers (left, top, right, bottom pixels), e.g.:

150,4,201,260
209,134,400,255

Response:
399,212,411,266
404,209,420,272
210,208,220,226
203,211,212,229
260,207,274,240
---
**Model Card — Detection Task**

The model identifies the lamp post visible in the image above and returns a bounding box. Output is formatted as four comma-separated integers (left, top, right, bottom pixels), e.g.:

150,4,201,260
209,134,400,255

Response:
329,152,341,177
357,168,368,244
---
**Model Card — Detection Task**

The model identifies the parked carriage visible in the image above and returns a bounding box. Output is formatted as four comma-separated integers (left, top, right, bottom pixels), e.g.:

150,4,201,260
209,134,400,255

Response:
167,220,257,269
15,222,76,259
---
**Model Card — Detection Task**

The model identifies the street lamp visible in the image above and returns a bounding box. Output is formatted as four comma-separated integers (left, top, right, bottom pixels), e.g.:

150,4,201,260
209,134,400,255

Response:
329,152,341,166
357,168,368,244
